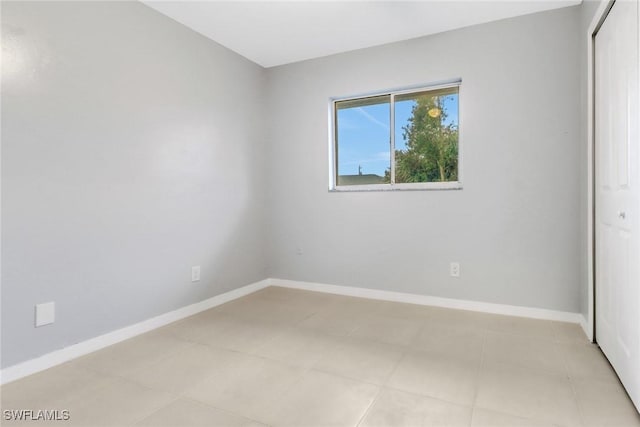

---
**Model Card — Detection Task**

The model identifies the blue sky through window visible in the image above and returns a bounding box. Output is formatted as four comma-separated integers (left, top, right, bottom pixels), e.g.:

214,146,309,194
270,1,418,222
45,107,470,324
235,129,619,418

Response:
336,101,390,177
337,94,458,176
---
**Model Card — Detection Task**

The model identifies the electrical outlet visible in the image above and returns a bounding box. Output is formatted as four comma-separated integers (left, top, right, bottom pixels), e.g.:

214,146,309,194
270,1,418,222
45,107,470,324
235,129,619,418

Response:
191,266,201,282
450,262,460,277
35,302,55,327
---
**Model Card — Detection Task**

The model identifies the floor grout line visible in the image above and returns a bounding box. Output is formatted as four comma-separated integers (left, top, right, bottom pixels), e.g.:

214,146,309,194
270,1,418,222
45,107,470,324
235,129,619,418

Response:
354,385,383,427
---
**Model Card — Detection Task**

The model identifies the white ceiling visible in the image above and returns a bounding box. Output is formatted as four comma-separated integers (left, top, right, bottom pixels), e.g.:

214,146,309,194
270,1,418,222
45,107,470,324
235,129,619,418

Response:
143,1,581,68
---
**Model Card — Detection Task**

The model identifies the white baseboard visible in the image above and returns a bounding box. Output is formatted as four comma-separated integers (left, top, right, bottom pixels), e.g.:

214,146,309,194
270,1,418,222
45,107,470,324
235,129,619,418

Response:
580,314,594,342
0,279,270,385
270,278,583,324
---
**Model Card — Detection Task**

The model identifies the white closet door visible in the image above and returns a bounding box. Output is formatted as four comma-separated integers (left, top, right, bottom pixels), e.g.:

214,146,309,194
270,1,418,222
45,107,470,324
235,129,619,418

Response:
595,0,640,412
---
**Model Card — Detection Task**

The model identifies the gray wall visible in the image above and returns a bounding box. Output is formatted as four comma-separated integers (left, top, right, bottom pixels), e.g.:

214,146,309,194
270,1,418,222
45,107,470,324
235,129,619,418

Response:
265,6,582,312
1,1,267,368
2,1,589,369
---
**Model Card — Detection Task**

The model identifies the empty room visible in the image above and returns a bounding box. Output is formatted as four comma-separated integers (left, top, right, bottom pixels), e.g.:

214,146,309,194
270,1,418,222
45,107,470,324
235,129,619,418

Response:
1,0,639,426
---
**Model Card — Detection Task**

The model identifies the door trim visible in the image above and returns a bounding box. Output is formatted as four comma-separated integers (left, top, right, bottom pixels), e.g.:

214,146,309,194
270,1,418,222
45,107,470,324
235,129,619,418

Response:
587,0,616,343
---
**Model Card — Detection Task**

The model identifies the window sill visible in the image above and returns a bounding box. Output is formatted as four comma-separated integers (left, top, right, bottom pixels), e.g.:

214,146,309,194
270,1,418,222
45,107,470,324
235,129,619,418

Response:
328,182,463,192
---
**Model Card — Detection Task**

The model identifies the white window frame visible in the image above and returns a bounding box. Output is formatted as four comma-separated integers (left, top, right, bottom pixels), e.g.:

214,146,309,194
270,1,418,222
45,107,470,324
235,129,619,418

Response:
328,79,463,192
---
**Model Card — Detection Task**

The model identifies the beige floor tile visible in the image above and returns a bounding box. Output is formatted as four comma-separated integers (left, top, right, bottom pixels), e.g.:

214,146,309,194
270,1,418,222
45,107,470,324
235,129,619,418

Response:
572,378,640,427
156,311,222,343
562,343,618,382
265,370,379,427
471,408,556,427
424,307,494,331
251,328,340,369
75,330,192,377
173,313,290,353
135,398,264,426
61,377,174,426
412,324,485,363
6,288,635,427
314,337,405,385
552,321,590,345
243,286,343,312
296,311,363,337
372,300,434,321
387,351,479,405
475,362,582,426
350,315,423,346
0,363,112,411
215,297,315,325
328,297,388,318
484,315,556,340
483,331,567,375
359,388,472,427
124,344,241,394
183,353,305,421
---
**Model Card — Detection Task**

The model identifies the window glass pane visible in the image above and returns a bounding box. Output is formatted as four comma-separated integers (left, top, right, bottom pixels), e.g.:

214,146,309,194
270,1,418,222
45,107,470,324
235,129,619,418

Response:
335,95,390,186
394,87,459,183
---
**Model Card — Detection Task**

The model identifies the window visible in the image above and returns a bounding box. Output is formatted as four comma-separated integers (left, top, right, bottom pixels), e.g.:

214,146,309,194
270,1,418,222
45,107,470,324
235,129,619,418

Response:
330,81,461,191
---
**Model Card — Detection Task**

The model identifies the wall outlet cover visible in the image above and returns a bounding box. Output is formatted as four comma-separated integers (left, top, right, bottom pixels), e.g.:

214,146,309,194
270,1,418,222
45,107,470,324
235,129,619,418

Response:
35,302,55,327
191,266,201,282
450,262,460,278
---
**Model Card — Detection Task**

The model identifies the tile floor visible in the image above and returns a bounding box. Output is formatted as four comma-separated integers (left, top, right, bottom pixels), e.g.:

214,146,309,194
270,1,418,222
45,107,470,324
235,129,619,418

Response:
2,286,639,427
